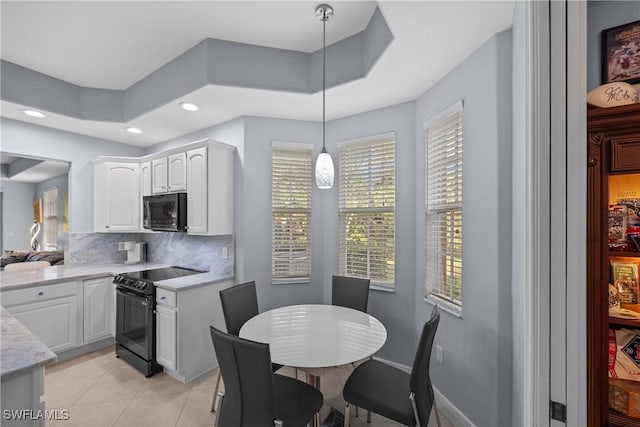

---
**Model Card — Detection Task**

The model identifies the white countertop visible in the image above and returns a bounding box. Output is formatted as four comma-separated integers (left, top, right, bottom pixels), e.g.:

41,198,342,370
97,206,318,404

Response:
0,262,233,291
1,307,57,379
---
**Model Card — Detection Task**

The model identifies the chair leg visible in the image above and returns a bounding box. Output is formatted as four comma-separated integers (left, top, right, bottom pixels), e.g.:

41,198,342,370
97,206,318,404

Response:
213,392,224,427
433,396,442,427
344,404,350,427
210,371,222,412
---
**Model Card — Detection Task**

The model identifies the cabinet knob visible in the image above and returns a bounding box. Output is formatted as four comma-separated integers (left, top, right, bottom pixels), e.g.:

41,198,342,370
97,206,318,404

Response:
38,291,44,296
105,225,110,229
160,296,166,301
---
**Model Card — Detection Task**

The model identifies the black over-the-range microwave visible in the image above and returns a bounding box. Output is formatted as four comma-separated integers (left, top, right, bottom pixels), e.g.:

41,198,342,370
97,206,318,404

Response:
143,193,187,232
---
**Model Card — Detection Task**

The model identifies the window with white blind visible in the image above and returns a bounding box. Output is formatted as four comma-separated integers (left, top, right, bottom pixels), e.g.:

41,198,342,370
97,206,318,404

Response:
339,133,395,287
271,142,313,283
425,101,463,310
43,187,58,249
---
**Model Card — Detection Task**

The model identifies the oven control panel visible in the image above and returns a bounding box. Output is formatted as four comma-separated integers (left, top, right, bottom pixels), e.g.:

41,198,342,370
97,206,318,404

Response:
113,274,152,294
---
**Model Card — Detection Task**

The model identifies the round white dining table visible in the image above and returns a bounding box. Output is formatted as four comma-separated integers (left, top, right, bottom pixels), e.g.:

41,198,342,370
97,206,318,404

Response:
239,304,387,369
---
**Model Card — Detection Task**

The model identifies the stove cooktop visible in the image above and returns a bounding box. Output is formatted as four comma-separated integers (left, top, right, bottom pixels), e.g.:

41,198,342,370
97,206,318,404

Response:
122,266,205,282
113,266,205,294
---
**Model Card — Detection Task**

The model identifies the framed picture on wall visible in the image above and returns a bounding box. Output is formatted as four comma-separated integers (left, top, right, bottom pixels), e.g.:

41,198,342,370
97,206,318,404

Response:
601,20,640,85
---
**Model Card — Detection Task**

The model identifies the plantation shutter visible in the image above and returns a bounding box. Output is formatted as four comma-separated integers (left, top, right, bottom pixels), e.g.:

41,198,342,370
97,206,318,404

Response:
272,142,312,282
43,187,58,249
339,134,395,287
425,101,463,306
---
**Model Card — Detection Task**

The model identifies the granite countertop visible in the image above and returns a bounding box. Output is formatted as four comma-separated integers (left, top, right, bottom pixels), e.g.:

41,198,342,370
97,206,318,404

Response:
0,262,233,291
1,307,57,379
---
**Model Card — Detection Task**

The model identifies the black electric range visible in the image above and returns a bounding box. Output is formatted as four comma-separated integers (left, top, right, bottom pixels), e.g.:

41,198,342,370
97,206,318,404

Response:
113,266,204,377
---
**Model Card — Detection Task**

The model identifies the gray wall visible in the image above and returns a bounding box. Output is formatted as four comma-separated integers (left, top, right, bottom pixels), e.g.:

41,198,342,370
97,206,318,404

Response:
241,116,324,310
0,180,36,251
587,1,640,90
1,118,144,233
35,174,69,250
415,31,513,426
323,101,418,364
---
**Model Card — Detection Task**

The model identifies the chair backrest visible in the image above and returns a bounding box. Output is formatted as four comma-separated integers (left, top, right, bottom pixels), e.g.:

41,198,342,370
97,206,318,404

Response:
331,275,371,313
409,306,440,427
219,281,259,336
209,326,276,427
4,260,51,271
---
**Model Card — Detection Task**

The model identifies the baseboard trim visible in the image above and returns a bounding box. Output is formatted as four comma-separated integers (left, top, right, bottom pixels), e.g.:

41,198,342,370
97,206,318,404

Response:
55,338,114,363
372,356,476,427
433,387,475,427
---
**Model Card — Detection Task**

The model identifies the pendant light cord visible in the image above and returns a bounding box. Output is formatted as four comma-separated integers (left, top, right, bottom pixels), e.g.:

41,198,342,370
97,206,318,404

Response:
322,10,326,152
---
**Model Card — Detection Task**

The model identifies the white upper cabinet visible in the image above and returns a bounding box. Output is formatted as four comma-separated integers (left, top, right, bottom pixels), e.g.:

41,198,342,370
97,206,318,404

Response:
186,142,234,236
152,153,186,194
94,140,233,236
140,161,152,197
186,148,208,234
94,161,140,232
152,158,168,194
167,153,187,192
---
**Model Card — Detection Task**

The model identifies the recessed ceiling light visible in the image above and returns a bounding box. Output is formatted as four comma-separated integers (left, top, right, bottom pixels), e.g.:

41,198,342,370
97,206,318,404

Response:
126,127,142,134
22,109,46,118
179,102,199,112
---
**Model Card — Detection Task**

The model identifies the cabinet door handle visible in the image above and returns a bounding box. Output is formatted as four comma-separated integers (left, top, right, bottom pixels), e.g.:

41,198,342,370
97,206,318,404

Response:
160,296,166,301
105,225,110,229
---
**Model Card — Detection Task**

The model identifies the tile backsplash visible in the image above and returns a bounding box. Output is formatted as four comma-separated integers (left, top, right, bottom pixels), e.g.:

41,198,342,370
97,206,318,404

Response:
68,232,234,275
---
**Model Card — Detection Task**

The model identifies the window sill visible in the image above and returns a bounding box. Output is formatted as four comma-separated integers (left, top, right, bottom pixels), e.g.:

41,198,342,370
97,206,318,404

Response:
272,279,311,285
425,295,462,318
370,283,395,293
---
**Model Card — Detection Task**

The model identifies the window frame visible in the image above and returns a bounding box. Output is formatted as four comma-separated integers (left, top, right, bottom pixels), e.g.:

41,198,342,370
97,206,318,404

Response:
424,101,464,315
338,132,396,290
271,141,313,285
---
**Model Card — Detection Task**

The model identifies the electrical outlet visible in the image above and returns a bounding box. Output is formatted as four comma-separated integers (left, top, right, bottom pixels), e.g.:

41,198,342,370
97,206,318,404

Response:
435,344,444,364
221,246,228,259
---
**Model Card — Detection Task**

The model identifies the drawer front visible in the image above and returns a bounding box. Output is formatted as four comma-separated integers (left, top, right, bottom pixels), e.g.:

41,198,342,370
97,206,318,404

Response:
156,288,177,307
2,282,81,307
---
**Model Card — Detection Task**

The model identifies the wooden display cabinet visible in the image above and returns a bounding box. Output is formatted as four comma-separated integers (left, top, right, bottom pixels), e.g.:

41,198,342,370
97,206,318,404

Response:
587,103,640,427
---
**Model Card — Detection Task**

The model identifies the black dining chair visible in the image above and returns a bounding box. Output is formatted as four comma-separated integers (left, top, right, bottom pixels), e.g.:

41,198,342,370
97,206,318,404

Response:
210,326,324,427
331,275,371,313
297,275,372,410
342,306,441,427
211,281,283,412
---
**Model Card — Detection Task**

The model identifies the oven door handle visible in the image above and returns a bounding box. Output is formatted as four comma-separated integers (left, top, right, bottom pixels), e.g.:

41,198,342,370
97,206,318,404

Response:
116,287,152,305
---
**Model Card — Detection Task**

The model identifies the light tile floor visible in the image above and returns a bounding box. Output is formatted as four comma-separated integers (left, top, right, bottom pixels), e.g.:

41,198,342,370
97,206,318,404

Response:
44,346,454,427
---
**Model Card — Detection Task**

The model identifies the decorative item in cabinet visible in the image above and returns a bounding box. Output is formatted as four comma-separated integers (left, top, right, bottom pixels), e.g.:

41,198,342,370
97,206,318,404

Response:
611,260,640,304
588,103,640,427
609,378,640,419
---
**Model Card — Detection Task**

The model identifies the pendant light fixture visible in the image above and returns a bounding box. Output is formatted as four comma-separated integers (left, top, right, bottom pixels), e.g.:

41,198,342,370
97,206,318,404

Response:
314,4,335,189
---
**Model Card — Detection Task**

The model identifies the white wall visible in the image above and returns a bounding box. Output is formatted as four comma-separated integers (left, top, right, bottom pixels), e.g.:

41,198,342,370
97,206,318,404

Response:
0,180,35,251
1,118,144,232
415,31,513,426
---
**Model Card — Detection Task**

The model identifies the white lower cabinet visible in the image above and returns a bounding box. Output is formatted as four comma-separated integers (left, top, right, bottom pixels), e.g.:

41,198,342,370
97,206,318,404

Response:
3,282,83,353
155,287,177,371
156,303,177,372
154,281,230,383
83,277,114,343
